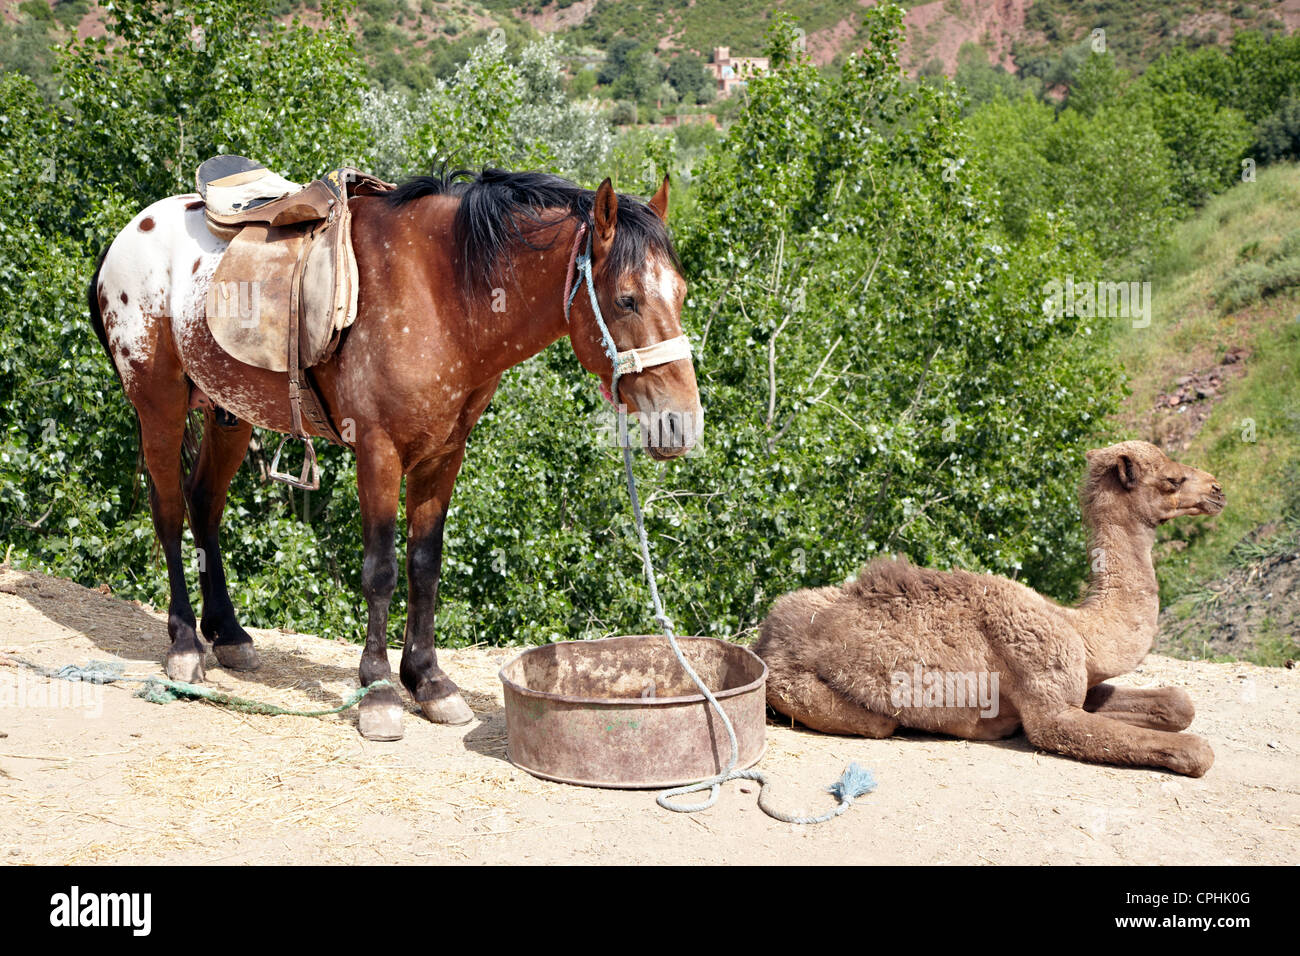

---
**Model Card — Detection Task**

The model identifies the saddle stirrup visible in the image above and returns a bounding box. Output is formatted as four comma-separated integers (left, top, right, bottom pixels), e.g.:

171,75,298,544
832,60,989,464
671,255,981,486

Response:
268,433,321,491
267,223,323,492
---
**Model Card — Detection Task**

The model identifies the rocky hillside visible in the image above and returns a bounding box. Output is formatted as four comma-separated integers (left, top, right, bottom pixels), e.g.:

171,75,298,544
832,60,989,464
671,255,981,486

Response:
6,0,1299,87
1111,163,1300,666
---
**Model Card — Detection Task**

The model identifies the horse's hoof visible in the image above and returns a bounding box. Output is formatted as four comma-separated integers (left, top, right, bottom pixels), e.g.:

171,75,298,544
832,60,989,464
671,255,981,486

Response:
419,692,474,726
165,649,206,683
213,642,260,671
359,688,405,741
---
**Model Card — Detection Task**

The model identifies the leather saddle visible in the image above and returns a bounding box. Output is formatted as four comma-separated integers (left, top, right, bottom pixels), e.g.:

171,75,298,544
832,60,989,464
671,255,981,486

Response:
196,156,394,487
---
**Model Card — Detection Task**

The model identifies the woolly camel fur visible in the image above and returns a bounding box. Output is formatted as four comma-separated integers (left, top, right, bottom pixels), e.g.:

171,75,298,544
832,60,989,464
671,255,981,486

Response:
754,441,1224,777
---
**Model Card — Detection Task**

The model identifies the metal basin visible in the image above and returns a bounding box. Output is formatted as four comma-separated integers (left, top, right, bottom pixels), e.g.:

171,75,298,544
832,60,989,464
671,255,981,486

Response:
499,635,767,789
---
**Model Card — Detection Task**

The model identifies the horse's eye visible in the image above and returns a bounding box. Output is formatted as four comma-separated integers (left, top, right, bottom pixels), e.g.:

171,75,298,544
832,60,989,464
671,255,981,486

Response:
615,295,637,313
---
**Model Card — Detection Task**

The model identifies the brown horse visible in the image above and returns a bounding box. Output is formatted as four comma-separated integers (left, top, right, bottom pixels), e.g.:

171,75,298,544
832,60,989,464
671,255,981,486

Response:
88,168,702,740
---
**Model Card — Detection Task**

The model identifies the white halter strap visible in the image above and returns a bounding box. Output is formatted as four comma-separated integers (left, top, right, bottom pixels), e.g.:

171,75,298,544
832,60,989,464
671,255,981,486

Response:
612,334,693,375
563,225,693,397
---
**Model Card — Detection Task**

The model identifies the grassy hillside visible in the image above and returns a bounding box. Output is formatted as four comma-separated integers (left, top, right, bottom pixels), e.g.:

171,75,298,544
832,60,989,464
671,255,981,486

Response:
1109,162,1300,663
544,0,916,56
1018,0,1291,72
4,0,1294,91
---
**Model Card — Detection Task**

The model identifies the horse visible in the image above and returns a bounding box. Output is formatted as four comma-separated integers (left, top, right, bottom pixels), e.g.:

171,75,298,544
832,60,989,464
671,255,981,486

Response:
87,168,702,740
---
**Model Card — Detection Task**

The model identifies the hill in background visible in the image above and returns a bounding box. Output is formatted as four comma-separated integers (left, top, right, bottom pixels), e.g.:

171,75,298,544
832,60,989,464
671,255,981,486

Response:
6,0,1300,92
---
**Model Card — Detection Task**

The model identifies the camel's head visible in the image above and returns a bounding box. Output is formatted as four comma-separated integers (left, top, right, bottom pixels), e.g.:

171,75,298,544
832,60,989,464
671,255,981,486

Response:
1084,440,1225,527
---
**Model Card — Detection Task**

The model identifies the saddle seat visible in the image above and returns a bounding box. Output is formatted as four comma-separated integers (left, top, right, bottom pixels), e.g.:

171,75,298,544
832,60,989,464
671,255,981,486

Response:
195,156,394,483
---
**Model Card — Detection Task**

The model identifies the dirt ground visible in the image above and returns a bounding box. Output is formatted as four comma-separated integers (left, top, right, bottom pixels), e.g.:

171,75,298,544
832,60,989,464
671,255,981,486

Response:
1,564,1296,865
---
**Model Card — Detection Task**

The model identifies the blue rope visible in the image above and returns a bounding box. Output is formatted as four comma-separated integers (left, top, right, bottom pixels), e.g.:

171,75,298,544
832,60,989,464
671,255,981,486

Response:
569,232,877,824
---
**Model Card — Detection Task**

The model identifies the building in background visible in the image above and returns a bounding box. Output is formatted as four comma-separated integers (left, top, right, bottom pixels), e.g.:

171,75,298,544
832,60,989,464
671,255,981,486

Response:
709,47,769,95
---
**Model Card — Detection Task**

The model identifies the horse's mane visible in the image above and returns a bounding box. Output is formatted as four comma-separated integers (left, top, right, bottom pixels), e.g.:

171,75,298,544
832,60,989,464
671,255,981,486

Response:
387,166,680,298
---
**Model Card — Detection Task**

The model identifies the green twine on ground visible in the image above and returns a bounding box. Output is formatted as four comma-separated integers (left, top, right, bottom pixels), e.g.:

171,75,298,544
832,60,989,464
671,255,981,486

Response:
132,676,390,716
2,651,387,719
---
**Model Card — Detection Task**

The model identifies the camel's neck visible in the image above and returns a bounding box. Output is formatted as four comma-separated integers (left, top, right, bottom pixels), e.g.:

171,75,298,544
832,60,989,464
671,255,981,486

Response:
1073,516,1160,683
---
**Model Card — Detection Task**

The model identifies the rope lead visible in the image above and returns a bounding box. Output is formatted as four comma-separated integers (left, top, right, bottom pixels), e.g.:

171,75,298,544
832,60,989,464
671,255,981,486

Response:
567,227,877,824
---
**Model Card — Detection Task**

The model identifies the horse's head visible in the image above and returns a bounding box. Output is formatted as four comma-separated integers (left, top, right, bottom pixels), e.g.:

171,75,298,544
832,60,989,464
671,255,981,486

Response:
567,177,702,461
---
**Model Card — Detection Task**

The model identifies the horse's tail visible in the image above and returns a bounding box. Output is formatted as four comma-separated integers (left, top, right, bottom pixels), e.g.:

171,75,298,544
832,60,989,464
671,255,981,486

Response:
87,245,154,519
86,248,120,386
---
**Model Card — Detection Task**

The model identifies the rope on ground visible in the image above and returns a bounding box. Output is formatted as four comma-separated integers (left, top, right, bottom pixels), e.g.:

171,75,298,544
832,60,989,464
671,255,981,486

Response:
608,429,870,825
566,230,879,824
0,650,389,718
621,440,877,823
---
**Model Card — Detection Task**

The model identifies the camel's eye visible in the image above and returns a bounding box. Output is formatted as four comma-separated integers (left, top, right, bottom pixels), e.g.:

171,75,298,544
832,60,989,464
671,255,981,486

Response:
615,295,637,314
1164,476,1185,491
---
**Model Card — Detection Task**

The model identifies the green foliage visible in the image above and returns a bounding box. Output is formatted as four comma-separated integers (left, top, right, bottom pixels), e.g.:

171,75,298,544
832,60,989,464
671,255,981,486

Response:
661,8,1120,618
1143,90,1252,206
666,51,712,101
573,0,860,59
0,0,61,98
54,0,372,210
1015,0,1285,74
951,42,1032,112
1140,29,1300,161
1065,50,1126,116
1213,228,1300,312
1253,94,1300,164
967,89,1178,267
5,2,1297,653
404,33,610,181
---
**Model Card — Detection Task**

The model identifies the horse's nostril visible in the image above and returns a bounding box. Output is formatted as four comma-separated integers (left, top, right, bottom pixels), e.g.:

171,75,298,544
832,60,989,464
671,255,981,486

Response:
664,412,683,448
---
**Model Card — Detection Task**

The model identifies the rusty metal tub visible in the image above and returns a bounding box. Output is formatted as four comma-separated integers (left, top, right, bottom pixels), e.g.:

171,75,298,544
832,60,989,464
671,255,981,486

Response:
499,635,767,788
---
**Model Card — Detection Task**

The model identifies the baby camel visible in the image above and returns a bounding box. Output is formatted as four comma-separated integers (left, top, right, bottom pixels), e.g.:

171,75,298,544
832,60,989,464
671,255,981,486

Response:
755,441,1224,776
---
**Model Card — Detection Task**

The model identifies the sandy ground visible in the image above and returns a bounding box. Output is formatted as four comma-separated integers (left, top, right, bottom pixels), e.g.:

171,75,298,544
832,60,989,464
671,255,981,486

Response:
0,565,1296,865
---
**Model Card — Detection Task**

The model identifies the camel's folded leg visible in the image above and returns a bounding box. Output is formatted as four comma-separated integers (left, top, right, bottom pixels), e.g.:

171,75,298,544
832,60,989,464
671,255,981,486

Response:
1022,704,1214,777
1084,683,1195,731
768,671,899,738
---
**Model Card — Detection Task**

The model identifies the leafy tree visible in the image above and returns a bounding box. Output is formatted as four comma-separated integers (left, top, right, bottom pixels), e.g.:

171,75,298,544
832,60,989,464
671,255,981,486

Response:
952,42,1030,112
597,36,640,85
667,51,712,101
1254,94,1300,163
406,33,611,182
610,47,664,105
663,7,1120,626
1065,50,1125,116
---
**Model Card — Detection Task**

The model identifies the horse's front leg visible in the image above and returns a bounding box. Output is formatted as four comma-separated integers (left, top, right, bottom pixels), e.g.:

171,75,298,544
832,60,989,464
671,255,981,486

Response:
356,437,407,741
399,448,474,725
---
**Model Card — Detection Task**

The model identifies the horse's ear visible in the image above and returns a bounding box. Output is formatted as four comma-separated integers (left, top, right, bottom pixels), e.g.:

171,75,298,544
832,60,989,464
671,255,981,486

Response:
649,174,670,222
593,178,619,255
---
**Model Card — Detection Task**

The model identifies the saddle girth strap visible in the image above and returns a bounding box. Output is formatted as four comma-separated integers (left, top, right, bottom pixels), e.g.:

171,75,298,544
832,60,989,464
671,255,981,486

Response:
287,224,345,448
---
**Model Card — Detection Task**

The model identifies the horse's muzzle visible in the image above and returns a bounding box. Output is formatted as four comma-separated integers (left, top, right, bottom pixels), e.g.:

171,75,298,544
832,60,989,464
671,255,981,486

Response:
643,406,703,461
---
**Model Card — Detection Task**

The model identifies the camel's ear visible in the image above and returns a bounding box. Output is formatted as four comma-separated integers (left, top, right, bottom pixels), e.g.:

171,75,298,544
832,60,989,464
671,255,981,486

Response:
1087,447,1141,491
593,178,619,259
1115,453,1140,491
648,174,670,223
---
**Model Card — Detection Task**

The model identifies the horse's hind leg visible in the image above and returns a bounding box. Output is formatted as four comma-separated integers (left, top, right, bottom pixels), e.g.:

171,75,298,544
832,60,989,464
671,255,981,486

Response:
185,408,258,671
135,392,208,682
